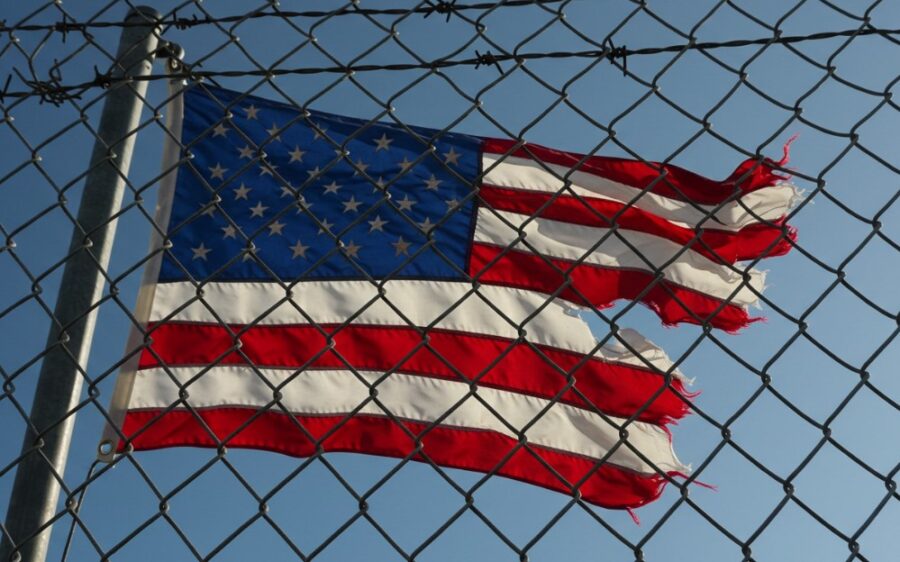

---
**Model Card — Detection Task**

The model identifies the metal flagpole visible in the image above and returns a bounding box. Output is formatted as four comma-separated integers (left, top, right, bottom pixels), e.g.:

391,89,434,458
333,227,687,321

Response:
0,7,161,562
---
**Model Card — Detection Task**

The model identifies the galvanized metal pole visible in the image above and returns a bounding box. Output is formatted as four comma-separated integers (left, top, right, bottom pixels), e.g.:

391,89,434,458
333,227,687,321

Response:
0,7,161,562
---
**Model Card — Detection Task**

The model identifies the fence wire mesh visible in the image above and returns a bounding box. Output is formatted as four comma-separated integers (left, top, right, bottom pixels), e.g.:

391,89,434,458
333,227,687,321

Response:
1,1,898,560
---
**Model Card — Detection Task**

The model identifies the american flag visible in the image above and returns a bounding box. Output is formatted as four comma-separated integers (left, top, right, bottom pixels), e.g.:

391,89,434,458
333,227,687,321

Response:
104,84,796,509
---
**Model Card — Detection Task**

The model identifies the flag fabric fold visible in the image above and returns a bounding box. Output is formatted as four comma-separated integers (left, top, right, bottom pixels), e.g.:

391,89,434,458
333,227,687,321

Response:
476,141,798,331
104,84,796,510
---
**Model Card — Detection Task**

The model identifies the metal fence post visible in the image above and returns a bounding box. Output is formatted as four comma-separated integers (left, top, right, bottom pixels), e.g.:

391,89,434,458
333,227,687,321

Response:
0,7,161,562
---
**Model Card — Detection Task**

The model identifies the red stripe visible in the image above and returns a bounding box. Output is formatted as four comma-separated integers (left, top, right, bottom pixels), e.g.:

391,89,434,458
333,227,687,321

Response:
480,185,795,263
139,323,691,425
483,138,787,205
469,244,756,332
122,408,674,509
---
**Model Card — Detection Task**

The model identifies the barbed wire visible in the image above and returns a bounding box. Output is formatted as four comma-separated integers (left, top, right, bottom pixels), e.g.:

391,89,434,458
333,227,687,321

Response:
0,1,568,34
3,25,899,107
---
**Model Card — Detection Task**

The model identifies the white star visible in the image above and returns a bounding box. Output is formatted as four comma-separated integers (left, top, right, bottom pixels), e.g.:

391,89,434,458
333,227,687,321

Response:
307,166,322,180
289,240,309,259
191,243,211,261
208,163,228,180
268,220,286,236
396,194,417,211
368,215,388,233
238,145,254,159
200,204,216,218
391,237,411,256
249,201,269,218
212,123,228,137
353,158,370,176
343,240,362,258
342,196,363,213
374,133,393,151
259,162,278,177
318,218,334,234
296,194,313,211
265,123,281,142
312,125,328,140
245,104,260,120
323,181,341,195
374,177,387,192
443,147,461,165
418,217,436,233
289,146,306,163
398,157,414,172
233,183,252,200
280,183,296,198
425,174,443,191
221,225,237,239
445,198,460,210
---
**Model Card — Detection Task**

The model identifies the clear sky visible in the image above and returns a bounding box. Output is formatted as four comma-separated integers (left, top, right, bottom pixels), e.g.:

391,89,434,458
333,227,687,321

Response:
1,0,898,560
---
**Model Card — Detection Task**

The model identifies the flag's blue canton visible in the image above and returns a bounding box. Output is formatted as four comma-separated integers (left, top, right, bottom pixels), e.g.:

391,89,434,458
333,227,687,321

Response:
159,86,480,282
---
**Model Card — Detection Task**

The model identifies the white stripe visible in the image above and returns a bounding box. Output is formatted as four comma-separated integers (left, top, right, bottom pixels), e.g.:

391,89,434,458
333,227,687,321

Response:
149,281,684,378
130,366,687,475
474,208,764,306
482,154,798,231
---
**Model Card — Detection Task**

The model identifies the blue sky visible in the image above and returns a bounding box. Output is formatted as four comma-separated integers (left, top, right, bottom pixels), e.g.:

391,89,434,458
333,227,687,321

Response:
1,1,898,560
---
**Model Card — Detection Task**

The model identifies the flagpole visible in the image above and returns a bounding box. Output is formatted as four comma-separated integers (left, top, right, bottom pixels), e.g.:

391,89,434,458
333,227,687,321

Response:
98,52,186,464
0,7,161,562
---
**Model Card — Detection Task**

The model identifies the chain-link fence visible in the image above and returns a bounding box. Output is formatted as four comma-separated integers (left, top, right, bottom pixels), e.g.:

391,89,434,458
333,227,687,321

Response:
1,1,898,560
